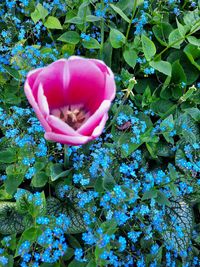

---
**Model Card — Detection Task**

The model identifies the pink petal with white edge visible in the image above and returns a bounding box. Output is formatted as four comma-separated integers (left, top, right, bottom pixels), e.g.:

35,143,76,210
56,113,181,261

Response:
77,100,111,136
33,59,70,109
26,67,44,88
44,132,91,146
90,59,116,101
38,84,50,117
46,115,81,136
92,113,108,138
24,77,51,132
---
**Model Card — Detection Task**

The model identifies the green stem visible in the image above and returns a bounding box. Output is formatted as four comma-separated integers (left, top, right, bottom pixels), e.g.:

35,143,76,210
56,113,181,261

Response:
100,1,105,60
47,28,58,51
154,18,200,61
125,0,138,42
64,144,69,169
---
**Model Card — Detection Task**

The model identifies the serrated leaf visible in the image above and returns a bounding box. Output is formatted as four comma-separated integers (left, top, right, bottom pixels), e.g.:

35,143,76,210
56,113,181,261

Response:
58,31,80,44
110,4,130,23
150,60,172,76
141,35,156,61
44,16,63,29
110,29,126,48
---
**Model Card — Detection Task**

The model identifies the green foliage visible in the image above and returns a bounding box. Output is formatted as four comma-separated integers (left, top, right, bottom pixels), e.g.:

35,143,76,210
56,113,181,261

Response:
0,0,199,266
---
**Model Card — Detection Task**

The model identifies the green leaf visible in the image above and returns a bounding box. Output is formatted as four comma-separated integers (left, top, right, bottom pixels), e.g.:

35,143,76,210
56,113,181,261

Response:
58,31,80,44
16,189,32,215
50,163,70,182
86,260,96,267
163,198,193,254
176,18,188,37
183,9,200,27
187,36,200,47
103,171,116,190
152,23,173,46
141,35,156,61
150,60,172,76
110,28,126,48
142,86,151,108
68,260,87,267
0,202,26,235
184,44,200,71
44,16,63,29
16,227,42,256
156,191,171,206
82,38,101,49
168,29,183,49
66,16,84,24
171,60,187,99
0,149,16,163
86,15,101,22
110,4,130,23
146,142,158,158
63,248,74,261
31,3,48,23
31,9,41,24
5,166,24,195
142,188,158,201
31,172,48,188
123,47,137,68
184,107,200,122
3,65,20,80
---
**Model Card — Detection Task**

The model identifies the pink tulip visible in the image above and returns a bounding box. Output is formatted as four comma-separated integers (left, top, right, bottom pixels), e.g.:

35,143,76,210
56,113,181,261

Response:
24,56,116,145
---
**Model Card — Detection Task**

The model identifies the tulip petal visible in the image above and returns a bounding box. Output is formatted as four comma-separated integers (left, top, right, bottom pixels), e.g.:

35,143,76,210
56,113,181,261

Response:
92,113,108,137
38,84,50,116
33,59,70,109
67,57,106,112
24,74,51,132
90,59,116,101
45,132,91,146
77,100,111,136
46,115,81,136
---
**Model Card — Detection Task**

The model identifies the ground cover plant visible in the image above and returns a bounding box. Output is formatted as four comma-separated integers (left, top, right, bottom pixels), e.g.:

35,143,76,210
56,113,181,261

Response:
0,0,200,266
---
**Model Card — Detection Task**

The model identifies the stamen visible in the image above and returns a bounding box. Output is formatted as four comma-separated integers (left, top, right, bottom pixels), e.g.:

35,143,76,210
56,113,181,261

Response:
51,105,89,130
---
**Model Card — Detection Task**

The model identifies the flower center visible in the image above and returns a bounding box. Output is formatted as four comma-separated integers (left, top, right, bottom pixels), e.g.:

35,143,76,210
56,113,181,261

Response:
51,105,89,130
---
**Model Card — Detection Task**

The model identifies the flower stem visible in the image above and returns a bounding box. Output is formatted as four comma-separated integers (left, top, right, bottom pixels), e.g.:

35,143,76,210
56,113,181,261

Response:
125,0,138,42
64,144,69,169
